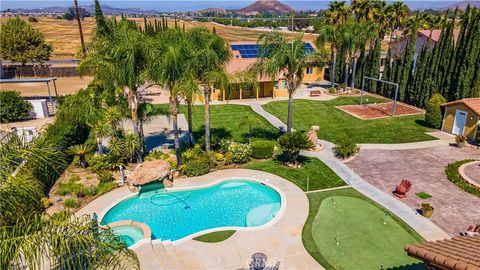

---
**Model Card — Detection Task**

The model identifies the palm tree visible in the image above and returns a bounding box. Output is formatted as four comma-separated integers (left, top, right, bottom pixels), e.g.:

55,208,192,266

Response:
347,22,373,89
93,121,111,155
174,74,201,146
79,19,147,163
73,0,86,54
1,212,139,270
186,27,231,152
66,144,96,168
251,32,327,132
316,22,341,87
122,132,141,162
323,1,350,25
390,1,410,33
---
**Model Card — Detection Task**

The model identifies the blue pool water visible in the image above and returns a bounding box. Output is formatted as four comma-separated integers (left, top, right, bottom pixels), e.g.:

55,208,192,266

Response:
110,225,144,247
102,180,281,241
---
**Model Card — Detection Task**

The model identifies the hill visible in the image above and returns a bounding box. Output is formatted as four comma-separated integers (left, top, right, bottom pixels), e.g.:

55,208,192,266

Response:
234,0,294,15
443,0,480,10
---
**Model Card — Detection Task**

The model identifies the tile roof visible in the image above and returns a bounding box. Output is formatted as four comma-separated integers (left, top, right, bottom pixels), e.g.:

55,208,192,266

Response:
442,98,480,115
224,58,282,82
405,235,480,270
419,28,460,44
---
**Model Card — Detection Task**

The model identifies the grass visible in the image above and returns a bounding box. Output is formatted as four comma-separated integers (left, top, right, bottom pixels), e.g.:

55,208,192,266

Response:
193,230,236,243
246,156,346,191
445,159,480,198
303,188,424,270
415,192,432,199
263,97,435,144
151,104,282,143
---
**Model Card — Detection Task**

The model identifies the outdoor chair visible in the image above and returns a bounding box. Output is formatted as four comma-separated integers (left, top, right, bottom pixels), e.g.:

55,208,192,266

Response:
393,179,412,198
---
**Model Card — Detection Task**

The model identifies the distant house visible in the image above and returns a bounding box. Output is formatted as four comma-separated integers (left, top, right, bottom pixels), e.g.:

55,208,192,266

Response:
441,98,480,141
389,29,460,58
193,41,324,102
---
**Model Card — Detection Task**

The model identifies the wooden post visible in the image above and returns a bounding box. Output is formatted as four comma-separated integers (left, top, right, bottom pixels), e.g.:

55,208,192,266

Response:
256,87,259,100
239,86,242,100
52,78,58,99
222,89,225,101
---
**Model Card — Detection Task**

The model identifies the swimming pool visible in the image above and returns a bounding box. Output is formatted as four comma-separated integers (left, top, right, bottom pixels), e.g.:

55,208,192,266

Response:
102,180,282,242
110,225,144,247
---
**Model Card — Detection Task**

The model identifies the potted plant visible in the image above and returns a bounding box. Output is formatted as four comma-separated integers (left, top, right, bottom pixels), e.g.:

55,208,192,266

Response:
421,203,434,218
455,135,467,148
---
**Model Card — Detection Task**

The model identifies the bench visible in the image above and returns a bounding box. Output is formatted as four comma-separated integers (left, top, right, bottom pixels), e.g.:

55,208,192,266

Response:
310,90,321,97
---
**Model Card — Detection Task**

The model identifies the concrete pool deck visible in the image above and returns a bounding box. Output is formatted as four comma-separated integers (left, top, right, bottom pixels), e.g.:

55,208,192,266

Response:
76,169,322,270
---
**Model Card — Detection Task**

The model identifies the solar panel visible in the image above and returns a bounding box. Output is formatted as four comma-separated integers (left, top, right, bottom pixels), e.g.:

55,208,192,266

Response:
231,43,316,59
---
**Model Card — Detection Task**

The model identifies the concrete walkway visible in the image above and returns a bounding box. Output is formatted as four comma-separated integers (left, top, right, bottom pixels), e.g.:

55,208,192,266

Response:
252,103,450,241
359,131,454,150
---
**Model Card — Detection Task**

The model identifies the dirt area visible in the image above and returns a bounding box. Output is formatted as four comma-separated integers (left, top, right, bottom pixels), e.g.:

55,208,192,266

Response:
0,76,93,96
0,117,54,132
346,145,480,235
337,102,424,120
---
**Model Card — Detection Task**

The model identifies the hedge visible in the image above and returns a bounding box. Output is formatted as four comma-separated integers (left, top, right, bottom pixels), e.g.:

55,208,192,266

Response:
251,140,274,159
182,156,210,177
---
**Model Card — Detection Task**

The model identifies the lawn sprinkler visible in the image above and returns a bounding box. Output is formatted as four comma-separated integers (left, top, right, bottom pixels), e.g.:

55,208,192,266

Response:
335,232,340,245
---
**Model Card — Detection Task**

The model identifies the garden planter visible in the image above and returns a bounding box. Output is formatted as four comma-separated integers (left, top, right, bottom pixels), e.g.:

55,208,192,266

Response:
456,142,465,148
421,204,434,218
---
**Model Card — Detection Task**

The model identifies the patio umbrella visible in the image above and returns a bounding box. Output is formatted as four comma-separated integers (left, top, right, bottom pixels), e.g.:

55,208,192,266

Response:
129,159,171,186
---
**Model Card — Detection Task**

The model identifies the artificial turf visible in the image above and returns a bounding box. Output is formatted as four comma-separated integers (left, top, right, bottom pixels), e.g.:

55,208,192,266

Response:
245,156,346,191
151,104,282,143
303,188,424,270
262,97,435,144
192,230,236,243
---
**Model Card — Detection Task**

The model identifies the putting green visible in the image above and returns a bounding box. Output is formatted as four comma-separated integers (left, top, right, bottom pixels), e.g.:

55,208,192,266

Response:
311,196,420,270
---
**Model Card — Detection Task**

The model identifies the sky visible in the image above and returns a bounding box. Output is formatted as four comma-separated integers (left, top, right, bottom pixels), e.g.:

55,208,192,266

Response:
0,0,463,12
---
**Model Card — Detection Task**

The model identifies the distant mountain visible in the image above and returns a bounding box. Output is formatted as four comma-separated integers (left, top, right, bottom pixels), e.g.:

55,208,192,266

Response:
443,0,480,10
233,0,294,15
2,4,159,15
197,8,228,14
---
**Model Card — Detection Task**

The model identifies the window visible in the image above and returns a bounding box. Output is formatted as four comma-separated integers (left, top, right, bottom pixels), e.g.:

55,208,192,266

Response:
275,82,279,89
306,67,313,74
281,81,286,89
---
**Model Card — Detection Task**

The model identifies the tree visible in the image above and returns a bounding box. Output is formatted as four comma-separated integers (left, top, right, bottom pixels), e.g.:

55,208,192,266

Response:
251,32,327,132
0,17,52,65
323,1,350,25
174,75,201,146
94,0,110,38
93,120,111,154
186,27,231,152
316,22,341,87
0,91,33,123
65,144,95,168
277,131,313,165
1,212,139,270
425,93,446,128
79,19,147,163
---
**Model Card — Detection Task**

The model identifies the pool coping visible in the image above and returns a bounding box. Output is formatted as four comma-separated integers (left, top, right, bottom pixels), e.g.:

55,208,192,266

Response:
104,220,152,250
86,174,288,245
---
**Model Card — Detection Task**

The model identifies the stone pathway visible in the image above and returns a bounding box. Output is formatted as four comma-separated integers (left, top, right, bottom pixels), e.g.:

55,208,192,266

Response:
252,103,451,241
358,131,453,150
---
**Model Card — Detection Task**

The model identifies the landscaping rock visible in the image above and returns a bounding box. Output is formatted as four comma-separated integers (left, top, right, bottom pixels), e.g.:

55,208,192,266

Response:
129,160,171,186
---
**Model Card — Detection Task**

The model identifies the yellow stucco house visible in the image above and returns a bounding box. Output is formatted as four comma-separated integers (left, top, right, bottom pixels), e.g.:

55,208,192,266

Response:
194,41,324,102
441,98,480,141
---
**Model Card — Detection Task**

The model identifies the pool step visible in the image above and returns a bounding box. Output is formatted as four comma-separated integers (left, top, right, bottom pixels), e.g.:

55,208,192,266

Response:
161,241,184,269
152,240,184,269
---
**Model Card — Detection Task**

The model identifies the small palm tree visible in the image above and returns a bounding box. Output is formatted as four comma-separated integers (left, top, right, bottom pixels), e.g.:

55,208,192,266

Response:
108,136,124,158
277,131,313,165
66,144,96,168
1,212,139,270
93,121,111,155
251,32,327,132
122,133,141,162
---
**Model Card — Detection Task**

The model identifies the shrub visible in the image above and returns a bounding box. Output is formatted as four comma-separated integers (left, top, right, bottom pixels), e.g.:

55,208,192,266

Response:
219,139,233,153
445,160,480,197
88,154,124,172
97,170,114,183
95,181,117,195
58,176,85,196
182,156,210,177
28,17,38,23
63,198,80,209
228,143,252,164
455,135,467,144
335,135,359,158
181,145,203,163
145,150,166,161
277,132,313,164
40,197,52,209
0,90,33,123
251,140,274,159
425,94,446,128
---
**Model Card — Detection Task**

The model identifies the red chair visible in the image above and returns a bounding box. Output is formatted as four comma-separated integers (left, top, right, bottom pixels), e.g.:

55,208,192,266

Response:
393,179,412,198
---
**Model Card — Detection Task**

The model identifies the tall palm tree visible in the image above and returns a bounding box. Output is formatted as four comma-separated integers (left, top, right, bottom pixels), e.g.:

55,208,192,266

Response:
316,22,341,87
174,74,201,146
73,0,86,54
251,32,327,132
186,27,231,152
348,22,373,89
146,27,190,163
323,1,350,25
79,19,147,163
390,1,410,33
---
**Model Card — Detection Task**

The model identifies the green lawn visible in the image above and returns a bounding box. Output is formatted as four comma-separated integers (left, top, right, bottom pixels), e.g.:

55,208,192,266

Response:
245,156,346,191
193,230,236,243
303,188,424,270
152,104,282,143
262,97,435,144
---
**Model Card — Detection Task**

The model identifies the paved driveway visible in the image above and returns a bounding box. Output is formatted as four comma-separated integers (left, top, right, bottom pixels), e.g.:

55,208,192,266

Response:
346,145,480,236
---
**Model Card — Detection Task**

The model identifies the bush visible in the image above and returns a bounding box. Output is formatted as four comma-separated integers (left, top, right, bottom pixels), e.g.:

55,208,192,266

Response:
181,145,204,163
335,135,359,158
445,160,480,198
251,140,275,159
28,17,38,23
425,94,446,128
95,181,117,195
145,150,166,161
0,90,33,123
182,156,211,177
40,197,52,209
88,154,124,172
63,198,80,209
58,176,84,196
277,132,313,164
97,170,114,183
228,143,252,164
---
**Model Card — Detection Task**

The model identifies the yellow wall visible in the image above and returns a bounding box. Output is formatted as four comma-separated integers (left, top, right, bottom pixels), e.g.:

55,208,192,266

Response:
442,103,479,140
303,66,324,82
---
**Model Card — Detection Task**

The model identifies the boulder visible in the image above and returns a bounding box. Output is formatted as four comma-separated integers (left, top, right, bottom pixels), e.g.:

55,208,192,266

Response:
129,160,171,186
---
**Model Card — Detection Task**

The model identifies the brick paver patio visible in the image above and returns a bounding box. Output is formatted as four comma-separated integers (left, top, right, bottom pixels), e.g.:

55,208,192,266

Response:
346,145,480,235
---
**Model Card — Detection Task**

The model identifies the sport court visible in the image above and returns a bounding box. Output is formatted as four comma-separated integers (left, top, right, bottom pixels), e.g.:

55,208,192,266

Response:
337,102,424,120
